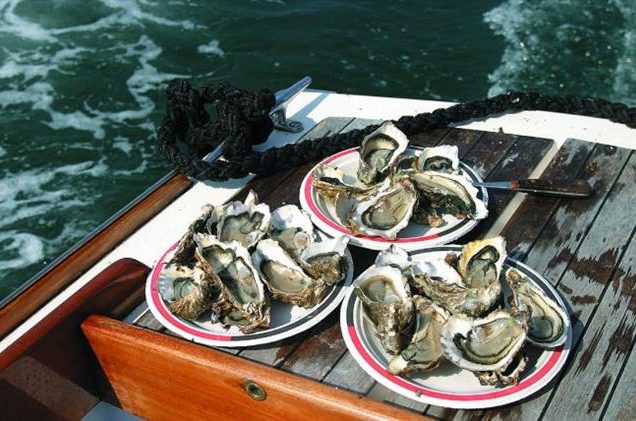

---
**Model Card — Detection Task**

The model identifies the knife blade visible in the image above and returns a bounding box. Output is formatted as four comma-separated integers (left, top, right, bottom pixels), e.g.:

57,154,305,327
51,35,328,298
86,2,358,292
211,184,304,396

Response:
473,179,592,198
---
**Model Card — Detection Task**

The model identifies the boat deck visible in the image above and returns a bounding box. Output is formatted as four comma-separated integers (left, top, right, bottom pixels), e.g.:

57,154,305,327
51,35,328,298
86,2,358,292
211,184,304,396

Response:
120,116,636,419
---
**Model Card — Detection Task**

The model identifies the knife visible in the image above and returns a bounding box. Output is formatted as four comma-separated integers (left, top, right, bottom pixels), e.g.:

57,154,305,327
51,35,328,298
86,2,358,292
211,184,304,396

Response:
473,179,592,198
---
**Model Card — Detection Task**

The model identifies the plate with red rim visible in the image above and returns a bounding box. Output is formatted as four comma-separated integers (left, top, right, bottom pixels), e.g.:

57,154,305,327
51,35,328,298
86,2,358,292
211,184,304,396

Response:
146,236,354,348
299,146,489,251
340,245,572,409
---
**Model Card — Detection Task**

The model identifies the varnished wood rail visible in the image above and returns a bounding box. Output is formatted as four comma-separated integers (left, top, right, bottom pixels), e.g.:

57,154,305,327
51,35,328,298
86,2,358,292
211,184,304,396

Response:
82,315,426,421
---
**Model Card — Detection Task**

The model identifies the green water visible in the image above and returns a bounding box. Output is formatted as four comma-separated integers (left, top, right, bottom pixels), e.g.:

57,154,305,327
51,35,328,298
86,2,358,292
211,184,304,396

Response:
0,0,634,300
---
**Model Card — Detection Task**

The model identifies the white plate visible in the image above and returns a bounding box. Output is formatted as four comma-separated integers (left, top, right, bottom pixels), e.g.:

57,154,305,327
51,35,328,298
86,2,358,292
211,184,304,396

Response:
299,146,489,251
146,238,354,348
340,246,572,409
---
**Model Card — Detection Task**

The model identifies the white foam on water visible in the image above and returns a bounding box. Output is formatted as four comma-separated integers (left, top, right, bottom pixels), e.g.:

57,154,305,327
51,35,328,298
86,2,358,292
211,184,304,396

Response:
0,0,57,42
0,146,6,158
485,0,636,105
0,231,44,271
198,40,225,57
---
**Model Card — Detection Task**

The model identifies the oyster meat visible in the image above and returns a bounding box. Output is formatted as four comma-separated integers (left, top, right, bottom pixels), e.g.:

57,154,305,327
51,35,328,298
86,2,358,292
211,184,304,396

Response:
354,265,414,354
416,145,460,173
158,263,215,321
348,178,417,239
440,309,527,372
388,296,450,375
268,204,315,257
252,239,327,308
405,171,488,221
299,236,350,285
357,121,409,185
216,190,271,249
506,269,569,348
194,234,270,333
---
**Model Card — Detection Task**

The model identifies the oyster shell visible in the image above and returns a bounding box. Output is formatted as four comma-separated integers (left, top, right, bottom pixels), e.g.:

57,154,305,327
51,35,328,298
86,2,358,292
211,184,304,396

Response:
354,265,414,354
252,239,327,308
313,163,371,201
388,296,450,375
506,268,569,348
194,234,270,333
411,195,444,227
416,145,460,173
457,237,507,289
158,263,215,321
440,309,527,372
375,244,411,271
299,236,350,285
475,352,528,386
357,121,409,185
216,190,271,249
268,204,315,257
169,204,220,265
348,178,417,239
405,171,488,220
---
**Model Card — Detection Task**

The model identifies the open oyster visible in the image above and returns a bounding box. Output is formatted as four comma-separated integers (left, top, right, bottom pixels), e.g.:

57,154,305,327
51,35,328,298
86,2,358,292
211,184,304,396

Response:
348,178,417,239
410,237,506,316
354,265,414,354
216,191,271,249
252,239,327,308
416,145,459,173
506,269,569,348
357,121,409,185
194,234,270,333
440,309,527,372
158,263,215,321
299,236,349,285
268,204,315,258
404,171,488,221
313,163,371,201
388,296,449,375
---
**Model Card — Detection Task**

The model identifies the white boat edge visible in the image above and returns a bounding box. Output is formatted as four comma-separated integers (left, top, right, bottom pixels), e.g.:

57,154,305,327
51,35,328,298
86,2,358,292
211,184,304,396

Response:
2,89,635,352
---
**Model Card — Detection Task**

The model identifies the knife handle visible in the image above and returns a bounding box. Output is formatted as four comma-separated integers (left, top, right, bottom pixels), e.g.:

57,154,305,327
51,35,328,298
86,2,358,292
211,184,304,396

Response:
513,179,593,198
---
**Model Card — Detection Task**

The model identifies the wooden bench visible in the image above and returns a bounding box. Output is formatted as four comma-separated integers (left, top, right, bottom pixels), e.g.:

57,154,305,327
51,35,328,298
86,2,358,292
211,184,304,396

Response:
83,117,636,420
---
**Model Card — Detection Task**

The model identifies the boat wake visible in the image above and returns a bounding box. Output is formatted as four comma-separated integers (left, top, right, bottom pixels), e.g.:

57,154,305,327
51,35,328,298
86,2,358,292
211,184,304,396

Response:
484,0,636,105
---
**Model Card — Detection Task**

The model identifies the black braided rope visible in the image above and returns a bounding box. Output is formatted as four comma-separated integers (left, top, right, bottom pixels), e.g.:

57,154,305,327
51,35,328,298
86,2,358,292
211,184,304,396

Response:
157,79,636,181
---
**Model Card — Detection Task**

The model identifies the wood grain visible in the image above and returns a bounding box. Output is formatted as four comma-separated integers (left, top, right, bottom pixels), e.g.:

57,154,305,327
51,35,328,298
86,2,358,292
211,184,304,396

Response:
82,315,426,421
0,172,192,339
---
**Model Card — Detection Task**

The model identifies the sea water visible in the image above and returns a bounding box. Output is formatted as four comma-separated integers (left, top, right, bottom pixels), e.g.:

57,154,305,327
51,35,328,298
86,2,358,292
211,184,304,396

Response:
0,0,634,300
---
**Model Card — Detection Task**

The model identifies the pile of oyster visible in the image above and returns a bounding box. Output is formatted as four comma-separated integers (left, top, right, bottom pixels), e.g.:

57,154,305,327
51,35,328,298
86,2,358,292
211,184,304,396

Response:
158,191,350,333
354,237,569,386
313,121,488,239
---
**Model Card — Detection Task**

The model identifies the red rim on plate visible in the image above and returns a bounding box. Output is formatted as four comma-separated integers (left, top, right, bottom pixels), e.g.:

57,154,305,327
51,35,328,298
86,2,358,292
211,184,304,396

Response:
340,246,571,409
146,240,354,348
299,147,489,250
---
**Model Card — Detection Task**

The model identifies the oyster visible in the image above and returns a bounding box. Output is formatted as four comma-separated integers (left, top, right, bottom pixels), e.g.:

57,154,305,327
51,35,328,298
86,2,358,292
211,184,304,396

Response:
506,269,569,348
404,171,488,220
475,353,528,386
354,265,414,354
268,204,315,257
194,234,270,333
440,309,527,372
411,195,444,227
313,163,371,201
416,145,459,173
158,263,215,321
457,237,507,289
169,204,220,265
375,244,411,271
252,239,327,307
357,121,409,185
388,296,450,375
299,236,350,285
348,178,417,239
216,190,271,249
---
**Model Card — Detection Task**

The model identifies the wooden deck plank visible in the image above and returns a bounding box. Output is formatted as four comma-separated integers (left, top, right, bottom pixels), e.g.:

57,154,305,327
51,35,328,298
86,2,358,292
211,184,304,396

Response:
322,352,376,394
366,383,429,414
501,139,595,259
603,335,636,420
471,150,635,421
540,154,636,420
439,128,485,156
